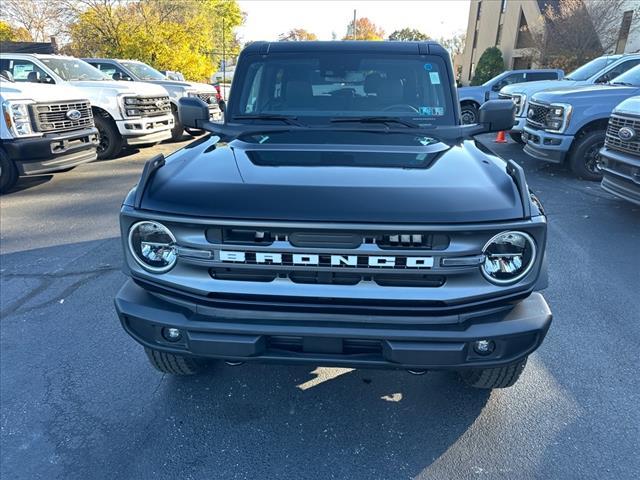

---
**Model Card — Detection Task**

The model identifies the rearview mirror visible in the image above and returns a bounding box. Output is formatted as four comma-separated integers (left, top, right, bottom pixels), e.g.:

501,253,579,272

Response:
478,99,515,133
179,96,211,129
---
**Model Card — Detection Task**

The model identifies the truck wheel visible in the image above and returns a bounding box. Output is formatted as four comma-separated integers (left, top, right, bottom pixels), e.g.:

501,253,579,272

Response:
144,347,203,375
568,130,605,181
170,107,184,142
94,115,123,160
0,149,18,193
509,132,525,144
460,358,528,389
460,103,478,125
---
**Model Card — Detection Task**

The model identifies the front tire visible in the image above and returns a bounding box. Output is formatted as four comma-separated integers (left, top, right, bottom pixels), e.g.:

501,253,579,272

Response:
94,115,123,160
509,132,525,144
568,130,606,181
0,149,18,193
460,103,479,125
460,358,528,389
144,347,203,375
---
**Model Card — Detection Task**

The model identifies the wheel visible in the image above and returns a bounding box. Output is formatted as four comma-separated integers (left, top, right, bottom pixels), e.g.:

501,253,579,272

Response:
460,358,528,389
568,130,606,181
170,107,184,142
0,148,18,193
144,347,203,375
94,115,123,160
460,103,478,125
509,132,525,144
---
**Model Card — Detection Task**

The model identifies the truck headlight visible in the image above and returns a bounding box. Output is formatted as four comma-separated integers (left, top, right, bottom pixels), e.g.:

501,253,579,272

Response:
2,100,36,137
128,221,177,273
481,231,536,285
513,93,526,116
545,103,571,133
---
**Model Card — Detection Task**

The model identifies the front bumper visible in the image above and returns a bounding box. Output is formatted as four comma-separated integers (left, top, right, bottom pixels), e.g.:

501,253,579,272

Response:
116,114,174,145
3,127,99,175
523,126,574,164
115,279,552,370
600,146,640,205
509,116,526,133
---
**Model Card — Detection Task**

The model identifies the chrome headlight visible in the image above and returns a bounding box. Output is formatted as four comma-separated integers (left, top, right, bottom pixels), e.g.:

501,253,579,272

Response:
2,100,36,137
481,231,536,285
513,93,526,116
545,103,572,133
128,221,177,273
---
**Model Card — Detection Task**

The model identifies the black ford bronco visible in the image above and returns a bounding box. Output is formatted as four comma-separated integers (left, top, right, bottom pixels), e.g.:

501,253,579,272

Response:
115,41,552,389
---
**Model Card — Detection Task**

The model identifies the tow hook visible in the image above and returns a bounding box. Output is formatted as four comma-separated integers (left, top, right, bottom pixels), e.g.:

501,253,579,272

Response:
407,369,427,375
225,361,244,366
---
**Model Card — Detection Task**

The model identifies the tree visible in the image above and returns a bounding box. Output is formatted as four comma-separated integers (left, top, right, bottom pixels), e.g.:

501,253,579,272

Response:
0,20,32,41
471,47,504,86
343,17,384,40
529,0,640,71
65,0,244,82
279,29,317,41
438,33,466,58
0,0,72,42
388,28,430,41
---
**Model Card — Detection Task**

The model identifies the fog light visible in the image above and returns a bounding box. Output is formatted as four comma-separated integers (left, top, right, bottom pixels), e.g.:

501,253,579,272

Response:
162,327,182,342
473,339,495,355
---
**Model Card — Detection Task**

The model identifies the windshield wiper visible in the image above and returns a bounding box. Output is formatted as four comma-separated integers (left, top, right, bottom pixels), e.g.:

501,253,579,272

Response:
609,81,633,86
232,114,305,126
330,116,420,128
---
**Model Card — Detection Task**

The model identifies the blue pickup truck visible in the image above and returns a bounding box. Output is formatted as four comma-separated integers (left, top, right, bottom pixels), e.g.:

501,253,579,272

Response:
522,65,640,180
501,54,640,143
458,69,562,124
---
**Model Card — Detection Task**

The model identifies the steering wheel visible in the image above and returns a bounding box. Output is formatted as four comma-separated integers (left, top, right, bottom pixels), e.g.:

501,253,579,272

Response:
383,104,420,113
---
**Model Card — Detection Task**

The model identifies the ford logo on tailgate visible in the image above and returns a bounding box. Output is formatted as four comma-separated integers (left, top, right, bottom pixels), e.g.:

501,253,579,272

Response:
618,126,636,141
66,109,82,120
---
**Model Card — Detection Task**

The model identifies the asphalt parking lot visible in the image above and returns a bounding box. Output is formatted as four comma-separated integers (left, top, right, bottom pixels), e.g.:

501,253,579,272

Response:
1,133,639,480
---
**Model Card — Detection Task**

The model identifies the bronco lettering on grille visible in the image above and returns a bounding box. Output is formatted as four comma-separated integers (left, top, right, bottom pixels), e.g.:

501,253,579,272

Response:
219,250,434,268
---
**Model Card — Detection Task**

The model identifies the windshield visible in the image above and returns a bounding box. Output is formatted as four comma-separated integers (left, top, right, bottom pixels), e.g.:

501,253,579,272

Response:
610,65,640,86
40,57,109,81
121,61,166,81
231,53,455,126
565,56,619,81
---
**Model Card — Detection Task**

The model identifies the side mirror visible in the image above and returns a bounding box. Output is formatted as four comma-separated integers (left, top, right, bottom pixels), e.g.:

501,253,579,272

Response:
477,99,515,132
123,75,133,81
491,82,503,92
112,72,123,81
42,75,55,84
179,96,211,129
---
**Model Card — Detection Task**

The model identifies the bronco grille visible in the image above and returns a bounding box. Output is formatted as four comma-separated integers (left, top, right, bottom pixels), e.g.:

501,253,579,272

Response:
606,114,640,155
526,102,551,128
123,95,171,117
32,100,93,132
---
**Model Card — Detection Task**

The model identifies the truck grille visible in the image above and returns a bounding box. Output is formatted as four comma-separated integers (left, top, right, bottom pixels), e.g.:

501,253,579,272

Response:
605,114,640,155
526,102,550,128
123,95,171,117
194,92,216,105
32,100,94,132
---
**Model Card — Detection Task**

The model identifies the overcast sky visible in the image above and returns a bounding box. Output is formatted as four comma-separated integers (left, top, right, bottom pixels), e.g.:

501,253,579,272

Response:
236,0,471,42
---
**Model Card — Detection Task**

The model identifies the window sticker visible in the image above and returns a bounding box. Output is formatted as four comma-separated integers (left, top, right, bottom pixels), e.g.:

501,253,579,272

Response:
423,63,433,71
429,72,441,84
419,106,445,116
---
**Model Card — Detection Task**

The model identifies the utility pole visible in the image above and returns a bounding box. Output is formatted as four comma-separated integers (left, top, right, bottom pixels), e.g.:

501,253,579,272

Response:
353,9,357,40
222,17,226,100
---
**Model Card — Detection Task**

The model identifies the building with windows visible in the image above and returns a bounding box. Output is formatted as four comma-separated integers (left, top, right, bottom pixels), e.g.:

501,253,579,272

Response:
459,0,639,85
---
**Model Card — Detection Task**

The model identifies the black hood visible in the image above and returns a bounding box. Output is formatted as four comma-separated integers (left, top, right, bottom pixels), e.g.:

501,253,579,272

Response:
138,132,523,223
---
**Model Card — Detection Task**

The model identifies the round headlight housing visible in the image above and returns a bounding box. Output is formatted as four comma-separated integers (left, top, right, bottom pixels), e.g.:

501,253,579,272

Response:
481,231,536,285
128,221,177,273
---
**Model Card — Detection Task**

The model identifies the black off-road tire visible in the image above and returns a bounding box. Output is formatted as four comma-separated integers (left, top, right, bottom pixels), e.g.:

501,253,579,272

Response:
144,347,203,375
94,114,123,160
460,103,479,125
170,107,184,142
460,358,528,389
0,148,18,193
568,130,606,181
509,132,525,144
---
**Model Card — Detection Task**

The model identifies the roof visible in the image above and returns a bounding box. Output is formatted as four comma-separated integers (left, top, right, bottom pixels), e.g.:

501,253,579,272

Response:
242,40,447,56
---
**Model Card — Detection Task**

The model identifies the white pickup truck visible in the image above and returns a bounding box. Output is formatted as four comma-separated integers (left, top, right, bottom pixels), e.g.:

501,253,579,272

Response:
0,54,174,159
0,72,98,192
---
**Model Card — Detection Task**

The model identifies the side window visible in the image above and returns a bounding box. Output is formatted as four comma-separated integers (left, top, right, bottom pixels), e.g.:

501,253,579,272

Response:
2,59,51,83
526,72,559,81
92,62,121,80
493,73,525,91
241,64,264,113
596,59,640,83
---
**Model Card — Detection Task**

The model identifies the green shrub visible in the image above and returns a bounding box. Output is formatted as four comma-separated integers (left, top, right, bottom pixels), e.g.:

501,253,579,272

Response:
471,47,505,85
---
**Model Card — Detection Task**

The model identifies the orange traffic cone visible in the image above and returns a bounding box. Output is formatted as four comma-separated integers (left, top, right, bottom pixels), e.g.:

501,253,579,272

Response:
494,131,508,143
